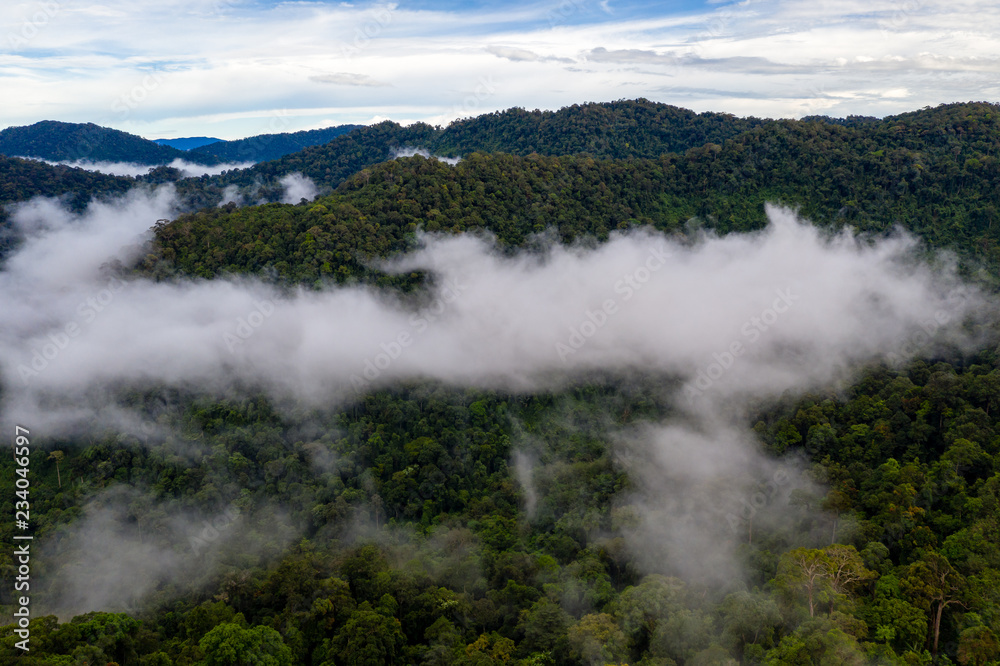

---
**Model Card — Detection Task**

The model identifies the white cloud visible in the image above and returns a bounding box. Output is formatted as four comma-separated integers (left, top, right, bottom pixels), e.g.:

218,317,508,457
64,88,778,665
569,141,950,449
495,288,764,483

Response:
392,146,461,165
1,0,999,136
310,72,392,87
0,192,988,436
279,172,318,203
1,190,991,596
15,156,254,177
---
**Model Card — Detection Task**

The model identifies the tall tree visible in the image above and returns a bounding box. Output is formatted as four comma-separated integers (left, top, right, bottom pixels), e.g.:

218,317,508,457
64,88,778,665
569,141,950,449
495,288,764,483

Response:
903,551,967,656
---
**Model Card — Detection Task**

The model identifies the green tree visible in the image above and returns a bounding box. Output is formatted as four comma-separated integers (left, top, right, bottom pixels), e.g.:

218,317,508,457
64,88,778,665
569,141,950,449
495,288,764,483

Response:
567,613,626,665
199,622,294,666
330,606,406,666
774,548,832,618
902,551,967,656
957,625,1000,666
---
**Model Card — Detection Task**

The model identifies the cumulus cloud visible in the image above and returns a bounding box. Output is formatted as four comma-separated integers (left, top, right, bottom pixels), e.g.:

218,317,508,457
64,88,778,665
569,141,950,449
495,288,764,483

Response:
310,72,392,87
486,45,542,62
611,419,825,586
166,158,254,177
3,0,1000,135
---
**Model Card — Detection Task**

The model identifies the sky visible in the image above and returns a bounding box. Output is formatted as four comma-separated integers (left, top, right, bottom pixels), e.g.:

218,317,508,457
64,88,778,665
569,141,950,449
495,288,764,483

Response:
1,0,999,140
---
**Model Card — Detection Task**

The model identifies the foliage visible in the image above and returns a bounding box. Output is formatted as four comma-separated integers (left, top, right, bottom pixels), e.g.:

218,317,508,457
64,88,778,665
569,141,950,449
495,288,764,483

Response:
0,120,215,165
3,100,1000,665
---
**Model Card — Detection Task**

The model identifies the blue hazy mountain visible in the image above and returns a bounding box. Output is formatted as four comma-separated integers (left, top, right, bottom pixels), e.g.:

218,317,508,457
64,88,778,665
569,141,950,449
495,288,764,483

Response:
152,137,223,151
189,124,361,162
0,121,220,165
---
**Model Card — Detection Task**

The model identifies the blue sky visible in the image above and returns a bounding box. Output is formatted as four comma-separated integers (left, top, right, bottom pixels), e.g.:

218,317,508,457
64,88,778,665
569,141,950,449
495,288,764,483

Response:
1,0,998,140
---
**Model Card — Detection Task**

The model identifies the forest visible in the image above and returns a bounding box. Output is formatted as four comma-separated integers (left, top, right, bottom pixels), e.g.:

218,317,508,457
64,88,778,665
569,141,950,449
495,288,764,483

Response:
1,100,1000,665
0,121,218,167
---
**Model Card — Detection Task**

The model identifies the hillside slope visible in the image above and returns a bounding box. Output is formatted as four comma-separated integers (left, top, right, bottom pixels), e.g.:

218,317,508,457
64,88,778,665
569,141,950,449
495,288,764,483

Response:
0,121,220,166
149,102,1000,285
215,99,769,192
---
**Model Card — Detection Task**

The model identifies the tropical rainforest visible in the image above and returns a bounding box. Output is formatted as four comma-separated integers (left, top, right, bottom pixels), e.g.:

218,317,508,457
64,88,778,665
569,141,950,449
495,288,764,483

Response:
1,99,1000,665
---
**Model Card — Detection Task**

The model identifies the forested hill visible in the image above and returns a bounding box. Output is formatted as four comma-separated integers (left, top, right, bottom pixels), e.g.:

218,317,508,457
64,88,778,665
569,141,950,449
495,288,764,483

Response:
153,137,223,151
213,100,1000,206
152,102,1000,286
215,99,770,191
432,99,769,157
0,121,219,166
0,155,133,207
188,124,362,163
5,100,1000,666
0,156,134,254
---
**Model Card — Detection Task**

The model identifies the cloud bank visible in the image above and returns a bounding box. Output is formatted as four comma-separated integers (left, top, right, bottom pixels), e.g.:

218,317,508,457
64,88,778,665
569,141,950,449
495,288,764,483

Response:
0,191,987,434
1,188,993,609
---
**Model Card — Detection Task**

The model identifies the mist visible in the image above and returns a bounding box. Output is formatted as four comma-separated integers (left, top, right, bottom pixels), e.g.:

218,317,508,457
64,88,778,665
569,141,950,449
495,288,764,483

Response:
279,173,318,204
17,156,254,178
3,196,984,421
36,485,296,619
2,187,989,444
1,187,993,611
392,146,462,165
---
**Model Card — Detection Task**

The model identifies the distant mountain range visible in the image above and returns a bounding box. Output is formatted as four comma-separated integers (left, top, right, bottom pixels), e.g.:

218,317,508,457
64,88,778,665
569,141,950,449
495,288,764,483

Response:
5,99,1000,273
218,99,773,192
153,137,223,151
0,121,212,166
188,124,361,162
0,121,361,166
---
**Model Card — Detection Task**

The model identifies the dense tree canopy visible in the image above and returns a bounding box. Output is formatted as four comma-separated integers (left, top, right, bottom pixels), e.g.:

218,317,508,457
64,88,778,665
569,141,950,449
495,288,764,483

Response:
2,100,1000,665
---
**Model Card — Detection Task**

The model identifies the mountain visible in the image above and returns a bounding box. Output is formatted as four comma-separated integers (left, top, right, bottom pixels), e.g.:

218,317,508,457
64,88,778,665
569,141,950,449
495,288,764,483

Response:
0,121,361,168
216,99,770,192
187,123,361,162
5,100,1000,666
0,120,222,166
0,155,134,256
152,136,223,151
432,99,769,157
186,100,1000,286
